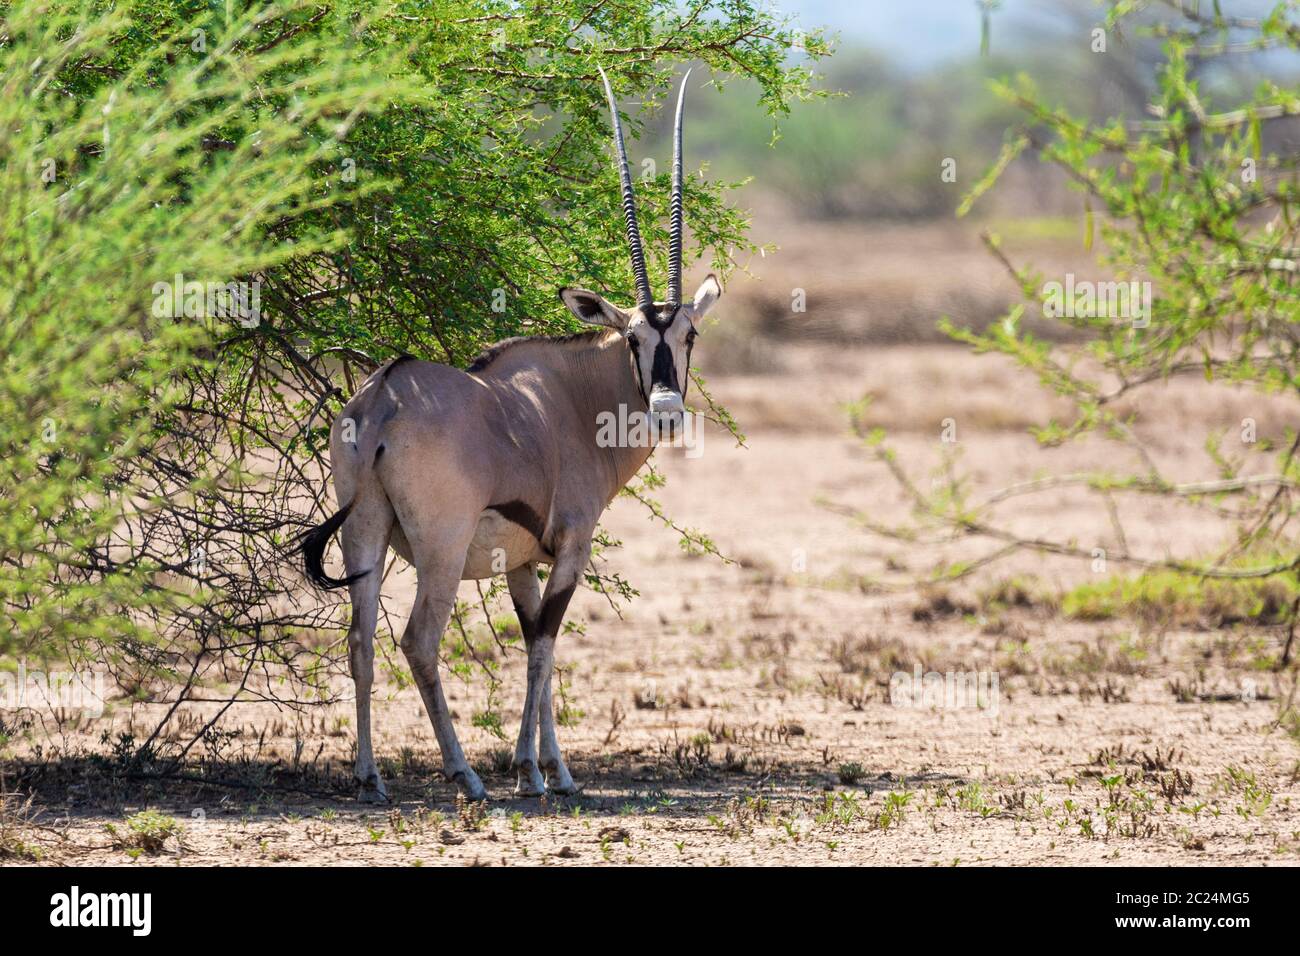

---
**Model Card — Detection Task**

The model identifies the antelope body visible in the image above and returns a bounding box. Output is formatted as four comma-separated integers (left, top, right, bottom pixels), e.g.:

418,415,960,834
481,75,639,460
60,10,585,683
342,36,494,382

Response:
301,68,722,801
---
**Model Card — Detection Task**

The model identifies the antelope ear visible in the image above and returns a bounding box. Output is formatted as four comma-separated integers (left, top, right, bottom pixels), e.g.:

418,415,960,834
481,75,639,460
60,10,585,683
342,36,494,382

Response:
559,288,628,331
690,274,722,321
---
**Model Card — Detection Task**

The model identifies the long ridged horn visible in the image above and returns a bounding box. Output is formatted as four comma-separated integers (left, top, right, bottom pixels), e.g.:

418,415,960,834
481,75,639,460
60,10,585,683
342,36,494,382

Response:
666,68,692,308
598,66,654,312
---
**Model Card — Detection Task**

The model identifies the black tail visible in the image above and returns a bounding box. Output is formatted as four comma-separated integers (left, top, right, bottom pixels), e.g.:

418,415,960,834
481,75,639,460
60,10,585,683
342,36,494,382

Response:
298,500,368,590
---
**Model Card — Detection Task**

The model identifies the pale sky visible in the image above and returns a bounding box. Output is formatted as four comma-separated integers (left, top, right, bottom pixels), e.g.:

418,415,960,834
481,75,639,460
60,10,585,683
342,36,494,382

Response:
777,0,1284,69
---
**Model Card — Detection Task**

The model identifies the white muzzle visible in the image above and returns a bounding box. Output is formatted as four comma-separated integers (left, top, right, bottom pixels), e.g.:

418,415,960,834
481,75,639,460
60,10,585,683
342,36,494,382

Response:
649,387,685,438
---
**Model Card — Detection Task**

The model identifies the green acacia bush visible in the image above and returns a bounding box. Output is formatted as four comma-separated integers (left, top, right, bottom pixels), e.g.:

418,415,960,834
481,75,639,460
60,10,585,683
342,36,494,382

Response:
1,1,406,672
1,0,827,758
853,1,1300,662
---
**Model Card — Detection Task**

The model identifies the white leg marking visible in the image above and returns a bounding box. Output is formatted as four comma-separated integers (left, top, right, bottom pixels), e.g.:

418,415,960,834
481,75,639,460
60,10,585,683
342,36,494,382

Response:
513,638,548,797
536,634,576,794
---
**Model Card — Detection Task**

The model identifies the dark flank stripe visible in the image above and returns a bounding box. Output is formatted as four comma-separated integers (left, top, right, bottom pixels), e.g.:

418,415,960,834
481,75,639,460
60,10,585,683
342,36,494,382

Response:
488,500,547,541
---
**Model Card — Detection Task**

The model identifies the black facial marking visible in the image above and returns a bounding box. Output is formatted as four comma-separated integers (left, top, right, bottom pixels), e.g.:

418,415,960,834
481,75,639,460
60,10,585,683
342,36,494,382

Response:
683,335,695,399
651,338,678,393
537,583,577,638
488,500,546,540
626,335,649,404
645,305,679,332
627,305,689,402
373,444,385,464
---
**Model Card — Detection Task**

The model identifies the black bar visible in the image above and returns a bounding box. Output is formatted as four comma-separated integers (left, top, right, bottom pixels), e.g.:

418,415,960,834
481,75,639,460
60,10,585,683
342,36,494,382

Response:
0,866,1280,942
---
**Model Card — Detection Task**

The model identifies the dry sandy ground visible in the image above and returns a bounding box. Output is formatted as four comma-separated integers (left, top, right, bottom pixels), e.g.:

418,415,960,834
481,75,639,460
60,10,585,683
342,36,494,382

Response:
5,223,1300,867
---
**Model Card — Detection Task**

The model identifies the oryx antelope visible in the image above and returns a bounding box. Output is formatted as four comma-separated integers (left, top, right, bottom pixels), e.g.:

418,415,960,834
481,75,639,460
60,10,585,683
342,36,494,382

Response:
301,68,722,802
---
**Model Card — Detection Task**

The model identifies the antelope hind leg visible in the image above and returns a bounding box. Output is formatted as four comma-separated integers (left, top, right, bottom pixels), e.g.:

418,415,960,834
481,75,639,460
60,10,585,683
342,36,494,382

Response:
401,554,488,801
341,495,393,804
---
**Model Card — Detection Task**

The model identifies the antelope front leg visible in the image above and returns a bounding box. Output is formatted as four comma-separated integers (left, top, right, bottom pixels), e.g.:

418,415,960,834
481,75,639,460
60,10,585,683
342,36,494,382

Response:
530,538,587,795
536,636,575,794
507,564,546,796
512,627,570,795
513,638,549,796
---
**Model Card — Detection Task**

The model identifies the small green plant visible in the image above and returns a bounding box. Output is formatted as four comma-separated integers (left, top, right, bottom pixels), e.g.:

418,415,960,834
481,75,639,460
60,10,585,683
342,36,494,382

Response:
814,791,866,829
555,666,586,728
956,782,993,817
104,810,183,856
875,790,913,830
837,762,866,786
1230,772,1274,820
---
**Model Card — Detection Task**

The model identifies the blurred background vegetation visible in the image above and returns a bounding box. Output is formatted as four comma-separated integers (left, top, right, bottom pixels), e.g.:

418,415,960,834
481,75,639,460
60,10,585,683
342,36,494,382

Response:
692,0,1298,223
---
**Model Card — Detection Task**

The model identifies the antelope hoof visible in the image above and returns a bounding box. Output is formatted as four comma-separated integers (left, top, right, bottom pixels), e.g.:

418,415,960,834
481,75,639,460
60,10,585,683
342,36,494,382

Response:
513,759,546,798
451,768,488,802
356,774,390,804
542,760,576,796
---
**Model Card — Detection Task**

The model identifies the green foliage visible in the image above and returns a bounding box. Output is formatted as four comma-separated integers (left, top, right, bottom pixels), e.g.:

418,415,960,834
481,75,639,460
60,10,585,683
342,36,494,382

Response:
854,2,1300,598
104,809,184,855
220,0,829,373
963,6,1300,454
0,1,406,671
1063,568,1299,629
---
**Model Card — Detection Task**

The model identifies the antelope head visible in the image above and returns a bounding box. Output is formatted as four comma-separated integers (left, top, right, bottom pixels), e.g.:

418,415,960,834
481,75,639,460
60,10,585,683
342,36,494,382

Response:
560,67,722,439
